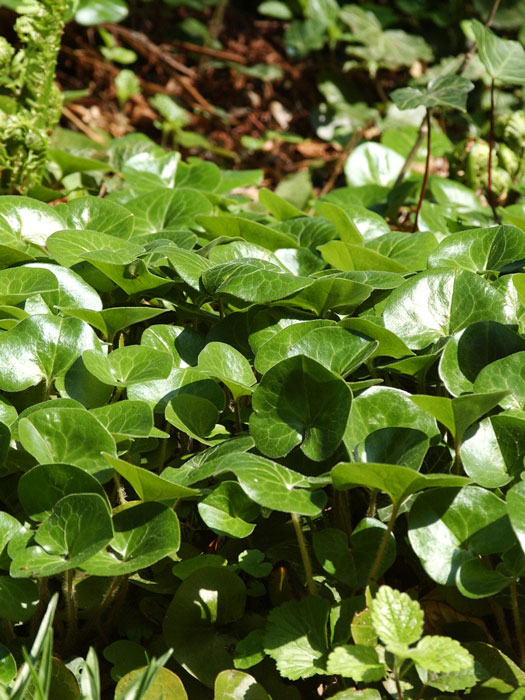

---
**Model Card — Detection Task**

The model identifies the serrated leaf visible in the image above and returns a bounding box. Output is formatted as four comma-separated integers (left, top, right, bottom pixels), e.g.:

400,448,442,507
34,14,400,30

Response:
371,585,423,651
326,645,385,682
410,636,473,672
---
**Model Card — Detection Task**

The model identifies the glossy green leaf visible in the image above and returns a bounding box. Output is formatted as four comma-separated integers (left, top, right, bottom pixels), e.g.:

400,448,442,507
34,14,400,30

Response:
474,352,525,410
383,269,513,350
507,481,525,554
196,215,297,251
61,196,134,238
456,558,511,599
0,578,38,622
198,341,255,399
0,643,16,684
318,241,408,273
18,463,110,521
0,196,65,246
439,322,525,396
339,318,413,360
250,355,352,460
259,188,303,220
255,321,376,377
81,501,180,575
47,229,144,268
104,453,196,501
165,395,220,444
18,406,116,482
0,267,57,305
10,494,113,578
428,225,525,273
315,202,363,244
460,412,525,488
344,143,405,187
218,452,327,516
202,259,312,304
114,667,187,700
128,366,224,413
408,486,516,585
83,346,172,387
410,391,508,442
0,315,102,392
126,188,212,235
332,462,469,507
198,481,259,538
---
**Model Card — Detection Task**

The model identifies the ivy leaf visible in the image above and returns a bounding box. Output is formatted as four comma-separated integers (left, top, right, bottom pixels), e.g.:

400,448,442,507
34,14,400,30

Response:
390,75,474,112
371,586,423,652
471,19,525,85
264,596,331,680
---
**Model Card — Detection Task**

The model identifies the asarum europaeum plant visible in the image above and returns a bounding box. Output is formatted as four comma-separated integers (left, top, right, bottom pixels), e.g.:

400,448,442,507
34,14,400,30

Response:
0,132,523,698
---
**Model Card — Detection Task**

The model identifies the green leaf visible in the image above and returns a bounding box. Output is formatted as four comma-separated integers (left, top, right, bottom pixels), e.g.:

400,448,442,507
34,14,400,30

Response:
0,643,16,684
408,486,516,585
82,346,173,387
390,75,474,112
103,454,196,501
0,196,65,247
315,202,363,244
439,322,525,396
339,318,413,360
259,188,303,220
18,406,116,482
197,215,297,251
507,481,525,554
198,481,259,538
81,502,180,575
410,391,508,443
456,557,511,599
214,670,270,700
10,494,113,578
428,225,525,273
264,596,331,680
165,395,220,444
75,0,128,25
0,578,38,622
163,568,246,688
474,352,525,410
332,462,470,507
383,269,513,350
47,229,144,268
250,355,352,460
344,386,440,455
344,143,405,187
198,341,255,399
371,585,423,651
202,259,312,304
128,366,224,413
352,518,396,586
326,645,385,682
0,315,102,392
114,668,187,700
313,528,357,588
471,19,525,84
318,241,409,273
126,189,212,236
255,323,376,377
18,463,110,521
0,267,58,305
61,196,134,238
460,412,525,488
90,401,160,439
218,452,327,516
357,427,429,471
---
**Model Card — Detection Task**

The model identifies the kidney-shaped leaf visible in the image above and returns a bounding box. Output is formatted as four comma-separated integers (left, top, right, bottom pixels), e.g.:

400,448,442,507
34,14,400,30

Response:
408,486,515,585
0,267,58,305
62,196,134,238
18,463,110,521
217,452,327,516
0,196,65,246
383,269,513,350
390,74,474,112
198,342,255,399
81,501,180,575
250,355,352,460
10,494,113,578
198,481,260,538
0,315,102,392
332,462,470,507
83,346,173,387
18,406,116,482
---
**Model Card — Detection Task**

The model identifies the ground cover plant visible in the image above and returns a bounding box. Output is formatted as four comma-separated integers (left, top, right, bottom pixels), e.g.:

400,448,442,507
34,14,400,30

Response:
1,0,525,698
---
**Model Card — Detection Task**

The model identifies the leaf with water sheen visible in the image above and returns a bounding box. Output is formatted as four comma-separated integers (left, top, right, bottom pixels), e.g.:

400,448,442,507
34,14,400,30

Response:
83,346,173,387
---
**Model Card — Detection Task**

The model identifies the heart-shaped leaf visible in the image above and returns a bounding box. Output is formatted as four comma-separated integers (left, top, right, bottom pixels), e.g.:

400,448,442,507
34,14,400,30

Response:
250,355,352,460
83,346,173,387
471,19,525,85
390,75,474,112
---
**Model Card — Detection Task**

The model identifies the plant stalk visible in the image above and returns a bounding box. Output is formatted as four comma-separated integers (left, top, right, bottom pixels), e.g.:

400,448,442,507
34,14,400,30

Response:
487,77,501,223
63,569,77,651
510,580,525,665
412,109,432,232
291,512,316,596
368,502,399,584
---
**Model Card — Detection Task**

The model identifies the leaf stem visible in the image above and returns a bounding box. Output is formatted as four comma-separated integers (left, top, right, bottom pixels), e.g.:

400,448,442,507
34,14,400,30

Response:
412,108,432,233
393,657,404,700
291,512,316,596
510,579,525,665
368,502,399,584
63,569,77,651
487,77,501,223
